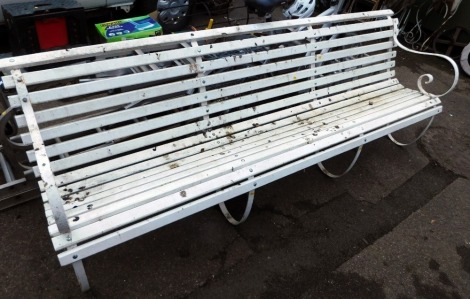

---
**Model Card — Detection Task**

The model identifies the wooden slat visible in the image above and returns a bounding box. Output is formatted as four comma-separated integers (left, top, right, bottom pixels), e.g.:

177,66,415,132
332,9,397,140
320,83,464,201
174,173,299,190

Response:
28,58,395,162
25,34,394,106
0,10,394,76
47,88,420,221
49,94,440,246
37,70,395,178
20,43,395,143
45,87,424,221
55,106,441,266
49,90,423,228
6,18,392,97
14,29,395,128
49,79,401,187
49,80,404,194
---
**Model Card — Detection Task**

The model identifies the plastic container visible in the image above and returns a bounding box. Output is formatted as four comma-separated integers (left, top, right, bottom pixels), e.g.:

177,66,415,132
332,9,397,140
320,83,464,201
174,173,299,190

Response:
35,17,69,50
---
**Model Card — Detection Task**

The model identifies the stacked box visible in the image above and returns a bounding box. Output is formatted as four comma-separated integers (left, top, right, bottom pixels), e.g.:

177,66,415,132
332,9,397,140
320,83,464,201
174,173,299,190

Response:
95,15,163,43
2,0,87,55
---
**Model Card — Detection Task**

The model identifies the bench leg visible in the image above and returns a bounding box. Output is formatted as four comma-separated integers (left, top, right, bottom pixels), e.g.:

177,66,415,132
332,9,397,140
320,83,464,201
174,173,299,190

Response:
388,116,435,147
318,144,363,178
219,189,255,225
72,260,90,292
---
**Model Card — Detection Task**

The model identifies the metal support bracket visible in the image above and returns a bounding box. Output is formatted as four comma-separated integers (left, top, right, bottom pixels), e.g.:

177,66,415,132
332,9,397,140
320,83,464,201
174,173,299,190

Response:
388,116,434,146
219,177,255,225
318,144,363,178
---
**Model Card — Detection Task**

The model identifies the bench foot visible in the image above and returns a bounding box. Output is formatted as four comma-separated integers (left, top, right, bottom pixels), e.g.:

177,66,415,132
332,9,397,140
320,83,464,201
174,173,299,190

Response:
388,116,434,147
219,189,255,225
72,260,90,292
318,145,363,178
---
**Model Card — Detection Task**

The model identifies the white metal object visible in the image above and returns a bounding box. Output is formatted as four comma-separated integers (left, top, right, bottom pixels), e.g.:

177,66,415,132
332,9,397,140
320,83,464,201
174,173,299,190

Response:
392,19,459,98
387,18,459,146
72,260,90,292
219,187,255,225
461,43,470,76
388,116,435,146
11,70,70,235
219,189,255,225
0,11,459,292
283,0,316,19
318,144,363,178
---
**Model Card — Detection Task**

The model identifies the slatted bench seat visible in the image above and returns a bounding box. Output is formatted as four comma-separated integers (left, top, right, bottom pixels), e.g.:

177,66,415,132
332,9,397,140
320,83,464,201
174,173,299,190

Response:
0,10,458,291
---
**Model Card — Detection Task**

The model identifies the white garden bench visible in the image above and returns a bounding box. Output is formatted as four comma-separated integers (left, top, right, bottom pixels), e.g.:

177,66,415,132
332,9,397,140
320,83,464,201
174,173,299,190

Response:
0,10,458,291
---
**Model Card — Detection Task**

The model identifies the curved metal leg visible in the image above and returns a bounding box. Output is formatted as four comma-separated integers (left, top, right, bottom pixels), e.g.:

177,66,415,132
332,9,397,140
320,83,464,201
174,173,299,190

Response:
219,189,255,225
318,144,363,178
388,116,434,147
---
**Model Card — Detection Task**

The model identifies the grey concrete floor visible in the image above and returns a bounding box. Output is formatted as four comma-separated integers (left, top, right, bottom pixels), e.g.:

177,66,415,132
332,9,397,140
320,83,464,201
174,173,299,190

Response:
1,9,470,299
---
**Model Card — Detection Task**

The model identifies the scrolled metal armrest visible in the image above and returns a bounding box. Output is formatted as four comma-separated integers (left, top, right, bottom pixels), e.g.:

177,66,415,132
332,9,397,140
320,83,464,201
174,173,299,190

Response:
392,19,459,98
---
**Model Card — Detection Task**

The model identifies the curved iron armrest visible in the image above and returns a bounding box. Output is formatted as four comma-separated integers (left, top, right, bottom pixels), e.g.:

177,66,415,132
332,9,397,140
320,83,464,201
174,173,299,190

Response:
0,106,34,173
392,19,460,98
0,106,31,150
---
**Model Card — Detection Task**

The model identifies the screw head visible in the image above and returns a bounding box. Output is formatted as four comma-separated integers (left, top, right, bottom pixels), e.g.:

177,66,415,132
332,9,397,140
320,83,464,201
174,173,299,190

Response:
22,98,27,102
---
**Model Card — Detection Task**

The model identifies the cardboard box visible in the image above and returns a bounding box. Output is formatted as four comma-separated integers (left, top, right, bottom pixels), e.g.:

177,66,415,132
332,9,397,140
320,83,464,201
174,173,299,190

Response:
95,15,163,42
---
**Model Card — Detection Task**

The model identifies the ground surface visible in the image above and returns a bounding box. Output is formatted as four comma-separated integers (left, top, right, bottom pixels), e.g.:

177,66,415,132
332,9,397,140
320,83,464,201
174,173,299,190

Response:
1,9,470,299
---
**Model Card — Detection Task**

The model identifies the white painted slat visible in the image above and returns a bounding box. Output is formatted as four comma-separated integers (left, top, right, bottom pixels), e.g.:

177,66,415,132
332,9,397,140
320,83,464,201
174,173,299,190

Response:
56,106,440,266
9,19,392,93
29,59,395,161
54,91,430,227
51,79,402,186
0,10,394,76
16,32,394,108
46,83,404,217
46,91,432,229
52,83,406,195
44,71,395,175
14,30,395,128
50,98,440,249
49,87,415,204
44,82,406,213
21,44,395,143
48,89,421,221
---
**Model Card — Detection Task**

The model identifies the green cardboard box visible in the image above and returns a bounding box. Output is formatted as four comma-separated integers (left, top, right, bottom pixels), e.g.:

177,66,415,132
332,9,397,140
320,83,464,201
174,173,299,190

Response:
95,15,163,42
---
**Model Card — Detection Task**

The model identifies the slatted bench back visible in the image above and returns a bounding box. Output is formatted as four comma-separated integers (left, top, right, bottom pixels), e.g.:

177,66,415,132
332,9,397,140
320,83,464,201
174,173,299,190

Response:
1,11,395,187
